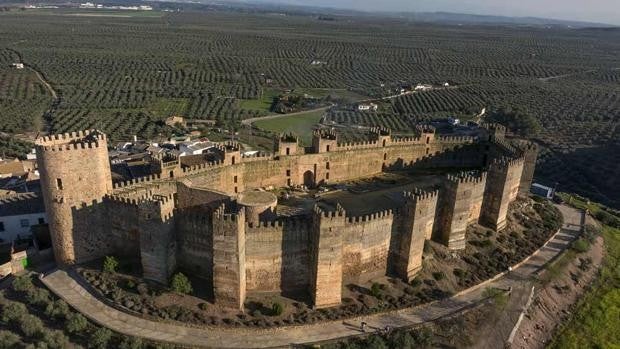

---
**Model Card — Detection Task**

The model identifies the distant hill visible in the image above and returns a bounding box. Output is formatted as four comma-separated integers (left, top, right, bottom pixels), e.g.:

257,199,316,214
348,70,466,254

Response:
401,12,615,28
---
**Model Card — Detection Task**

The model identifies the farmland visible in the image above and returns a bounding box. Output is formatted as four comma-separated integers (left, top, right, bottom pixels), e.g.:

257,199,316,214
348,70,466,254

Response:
0,9,618,207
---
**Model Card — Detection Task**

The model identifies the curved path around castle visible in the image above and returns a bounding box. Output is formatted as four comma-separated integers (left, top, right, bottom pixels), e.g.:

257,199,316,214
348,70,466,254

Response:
41,205,583,349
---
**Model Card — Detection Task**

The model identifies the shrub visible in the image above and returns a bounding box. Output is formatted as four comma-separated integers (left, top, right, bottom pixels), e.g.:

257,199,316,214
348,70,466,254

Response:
19,314,45,338
370,282,382,298
11,275,34,293
271,302,284,316
389,330,416,349
119,336,143,349
45,299,70,319
0,330,20,348
410,278,422,287
43,329,72,349
432,272,446,281
573,239,590,253
170,273,193,295
26,288,51,307
1,302,27,323
453,268,466,278
103,256,119,273
65,313,88,334
89,328,113,349
198,303,209,311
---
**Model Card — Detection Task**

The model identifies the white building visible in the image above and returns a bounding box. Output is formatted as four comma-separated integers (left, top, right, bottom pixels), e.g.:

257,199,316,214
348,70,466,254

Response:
11,63,24,69
357,103,378,111
415,84,433,91
0,193,46,242
179,141,214,156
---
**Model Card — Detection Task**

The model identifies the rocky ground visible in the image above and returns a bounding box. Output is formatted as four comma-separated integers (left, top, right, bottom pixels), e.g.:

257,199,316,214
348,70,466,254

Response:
512,220,604,349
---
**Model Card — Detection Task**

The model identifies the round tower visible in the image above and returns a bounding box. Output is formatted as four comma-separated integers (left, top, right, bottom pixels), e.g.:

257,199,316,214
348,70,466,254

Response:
35,130,113,265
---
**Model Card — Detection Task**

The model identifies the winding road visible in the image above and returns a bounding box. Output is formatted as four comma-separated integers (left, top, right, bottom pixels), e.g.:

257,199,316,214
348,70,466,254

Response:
40,204,584,349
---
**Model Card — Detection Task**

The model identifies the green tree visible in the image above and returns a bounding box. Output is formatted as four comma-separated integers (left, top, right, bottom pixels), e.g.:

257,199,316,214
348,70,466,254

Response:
119,336,143,349
43,329,71,349
11,275,34,293
45,300,70,320
0,330,20,348
370,282,382,298
1,302,27,323
103,256,119,273
18,314,45,338
89,328,112,349
170,273,192,295
271,302,284,316
65,313,88,334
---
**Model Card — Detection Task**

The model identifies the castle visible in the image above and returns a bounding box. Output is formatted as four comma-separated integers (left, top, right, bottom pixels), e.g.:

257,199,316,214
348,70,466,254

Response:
35,124,537,309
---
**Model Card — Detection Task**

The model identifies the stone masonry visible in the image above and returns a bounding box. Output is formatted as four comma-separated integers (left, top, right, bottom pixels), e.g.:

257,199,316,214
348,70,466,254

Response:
35,123,537,309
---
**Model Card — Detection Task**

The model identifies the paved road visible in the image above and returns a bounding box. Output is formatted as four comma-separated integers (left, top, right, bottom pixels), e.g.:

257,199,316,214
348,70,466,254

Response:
41,205,583,349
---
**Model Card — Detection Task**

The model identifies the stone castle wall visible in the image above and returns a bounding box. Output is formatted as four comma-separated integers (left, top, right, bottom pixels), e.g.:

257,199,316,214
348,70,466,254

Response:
36,125,537,309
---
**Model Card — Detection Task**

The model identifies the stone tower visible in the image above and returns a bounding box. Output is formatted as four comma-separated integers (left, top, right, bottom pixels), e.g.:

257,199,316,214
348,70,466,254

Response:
310,204,345,308
276,133,300,156
436,172,487,250
312,129,338,153
517,142,538,197
35,130,113,265
481,157,525,231
212,204,246,310
395,189,438,282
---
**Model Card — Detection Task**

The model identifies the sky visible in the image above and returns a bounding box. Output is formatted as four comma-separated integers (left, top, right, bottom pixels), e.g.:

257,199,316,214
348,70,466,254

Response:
252,0,620,25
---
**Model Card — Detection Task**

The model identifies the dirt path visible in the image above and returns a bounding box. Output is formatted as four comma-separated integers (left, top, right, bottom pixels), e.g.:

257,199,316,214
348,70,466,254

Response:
241,105,330,126
511,231,604,348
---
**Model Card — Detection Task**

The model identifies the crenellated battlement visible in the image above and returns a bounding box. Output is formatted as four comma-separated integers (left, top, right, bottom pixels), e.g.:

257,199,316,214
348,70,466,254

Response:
489,155,525,170
482,123,507,133
416,124,436,134
181,160,225,175
245,215,308,230
242,151,274,162
214,141,241,153
113,174,163,189
346,209,393,224
446,171,488,184
313,203,346,219
369,126,391,136
313,128,337,140
213,203,242,221
35,130,108,152
492,138,518,154
437,135,475,144
403,188,439,202
337,140,379,150
279,133,298,143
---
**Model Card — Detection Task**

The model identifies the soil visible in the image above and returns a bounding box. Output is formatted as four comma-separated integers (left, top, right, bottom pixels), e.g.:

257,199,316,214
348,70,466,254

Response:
512,217,604,349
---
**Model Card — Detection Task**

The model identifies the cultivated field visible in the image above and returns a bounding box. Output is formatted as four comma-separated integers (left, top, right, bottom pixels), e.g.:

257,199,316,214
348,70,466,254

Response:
0,10,619,206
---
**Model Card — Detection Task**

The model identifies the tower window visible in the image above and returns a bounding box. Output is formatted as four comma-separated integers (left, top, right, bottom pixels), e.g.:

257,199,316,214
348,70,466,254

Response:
234,175,238,183
286,170,291,176
383,153,387,160
234,186,238,193
326,145,330,152
286,147,290,155
326,162,330,170
231,156,236,165
426,136,430,144
56,178,63,190
326,172,330,180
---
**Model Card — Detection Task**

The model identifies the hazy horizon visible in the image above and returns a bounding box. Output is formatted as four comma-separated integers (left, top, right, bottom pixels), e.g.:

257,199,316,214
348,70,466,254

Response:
242,0,620,25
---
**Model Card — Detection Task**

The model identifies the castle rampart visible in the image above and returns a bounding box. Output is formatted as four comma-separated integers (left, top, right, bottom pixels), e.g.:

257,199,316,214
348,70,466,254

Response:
36,125,538,310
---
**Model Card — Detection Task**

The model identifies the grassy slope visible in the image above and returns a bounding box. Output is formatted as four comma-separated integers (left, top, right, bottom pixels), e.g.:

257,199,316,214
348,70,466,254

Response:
253,109,324,146
549,195,620,349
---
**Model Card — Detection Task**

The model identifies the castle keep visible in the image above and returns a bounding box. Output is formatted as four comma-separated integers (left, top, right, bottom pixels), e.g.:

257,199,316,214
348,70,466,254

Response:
36,125,537,309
